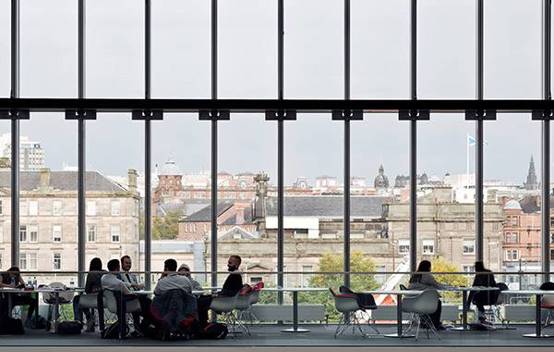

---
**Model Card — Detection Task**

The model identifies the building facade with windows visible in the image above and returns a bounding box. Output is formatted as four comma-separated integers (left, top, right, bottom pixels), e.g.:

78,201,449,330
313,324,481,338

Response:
0,169,140,284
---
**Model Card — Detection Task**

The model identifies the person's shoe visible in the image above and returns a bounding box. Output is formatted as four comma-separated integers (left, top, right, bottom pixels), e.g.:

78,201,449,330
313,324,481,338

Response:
436,324,447,331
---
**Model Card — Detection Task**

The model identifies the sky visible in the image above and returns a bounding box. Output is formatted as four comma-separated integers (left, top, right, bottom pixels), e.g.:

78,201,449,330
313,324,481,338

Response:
0,0,548,185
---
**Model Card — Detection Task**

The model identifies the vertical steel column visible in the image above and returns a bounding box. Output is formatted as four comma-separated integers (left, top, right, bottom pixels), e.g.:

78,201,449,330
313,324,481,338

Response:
210,0,219,289
77,0,86,287
475,0,485,263
343,0,351,289
10,0,20,267
277,0,285,303
409,0,418,272
542,0,552,283
144,0,152,290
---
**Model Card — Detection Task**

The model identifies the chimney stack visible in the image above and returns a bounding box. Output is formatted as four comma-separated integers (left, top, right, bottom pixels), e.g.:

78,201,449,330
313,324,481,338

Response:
128,169,138,194
39,168,50,190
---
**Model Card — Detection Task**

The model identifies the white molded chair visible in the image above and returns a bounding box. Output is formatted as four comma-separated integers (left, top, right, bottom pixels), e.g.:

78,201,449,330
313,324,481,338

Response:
401,289,440,340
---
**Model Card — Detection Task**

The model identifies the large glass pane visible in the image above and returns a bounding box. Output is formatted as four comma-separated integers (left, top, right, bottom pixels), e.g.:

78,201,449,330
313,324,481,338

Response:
350,114,409,296
151,115,210,285
86,114,144,283
0,121,11,272
19,114,76,286
486,114,541,290
351,0,410,99
485,0,541,99
418,0,475,98
285,116,343,315
216,114,276,289
20,0,76,98
285,0,342,99
219,0,276,99
417,115,476,295
87,0,144,98
151,0,210,98
0,0,10,97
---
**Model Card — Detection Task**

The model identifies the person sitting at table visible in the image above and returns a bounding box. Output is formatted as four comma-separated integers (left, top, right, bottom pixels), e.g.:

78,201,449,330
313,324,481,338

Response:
101,259,151,335
197,255,245,327
155,259,192,296
178,263,203,291
0,266,39,326
119,255,144,291
408,260,446,330
73,257,106,332
466,261,498,325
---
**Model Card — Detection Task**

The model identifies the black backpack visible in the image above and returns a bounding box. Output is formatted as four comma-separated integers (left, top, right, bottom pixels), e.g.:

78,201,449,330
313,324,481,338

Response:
0,317,24,335
57,320,83,335
101,321,127,339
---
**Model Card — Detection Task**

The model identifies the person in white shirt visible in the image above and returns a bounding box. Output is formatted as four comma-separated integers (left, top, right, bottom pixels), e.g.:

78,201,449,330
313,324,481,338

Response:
119,255,144,291
178,264,203,292
154,259,192,296
102,259,151,335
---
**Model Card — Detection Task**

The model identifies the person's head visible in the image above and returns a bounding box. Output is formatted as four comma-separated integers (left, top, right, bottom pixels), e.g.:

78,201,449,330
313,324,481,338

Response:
416,260,432,272
164,259,178,272
89,257,103,271
7,266,20,278
227,255,241,272
409,260,432,284
178,264,191,277
107,259,120,272
474,261,486,272
121,255,132,272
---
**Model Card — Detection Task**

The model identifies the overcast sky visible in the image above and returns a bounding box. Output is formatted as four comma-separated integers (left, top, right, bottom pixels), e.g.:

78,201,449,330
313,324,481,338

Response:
0,0,548,185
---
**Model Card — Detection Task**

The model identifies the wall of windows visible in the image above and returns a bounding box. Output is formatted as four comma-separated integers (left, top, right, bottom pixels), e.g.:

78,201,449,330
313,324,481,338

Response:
0,0,552,298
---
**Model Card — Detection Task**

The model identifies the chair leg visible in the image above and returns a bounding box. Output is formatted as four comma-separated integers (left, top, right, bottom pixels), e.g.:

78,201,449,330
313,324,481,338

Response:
415,316,421,341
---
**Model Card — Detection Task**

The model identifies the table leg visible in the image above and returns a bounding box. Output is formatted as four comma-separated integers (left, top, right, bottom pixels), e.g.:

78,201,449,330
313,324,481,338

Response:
385,293,414,338
523,293,552,338
7,294,13,319
451,290,468,331
281,291,309,333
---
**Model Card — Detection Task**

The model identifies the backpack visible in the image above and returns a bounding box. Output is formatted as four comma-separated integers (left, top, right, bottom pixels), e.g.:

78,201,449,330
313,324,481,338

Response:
196,322,228,339
57,320,83,335
0,317,25,335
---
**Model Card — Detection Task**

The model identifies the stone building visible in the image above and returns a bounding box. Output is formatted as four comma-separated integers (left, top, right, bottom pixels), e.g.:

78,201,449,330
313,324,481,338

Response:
0,168,140,285
383,185,504,272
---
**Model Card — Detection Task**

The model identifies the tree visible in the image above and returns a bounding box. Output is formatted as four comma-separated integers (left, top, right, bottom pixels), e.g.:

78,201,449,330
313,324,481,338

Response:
431,256,470,301
299,251,380,321
152,210,181,240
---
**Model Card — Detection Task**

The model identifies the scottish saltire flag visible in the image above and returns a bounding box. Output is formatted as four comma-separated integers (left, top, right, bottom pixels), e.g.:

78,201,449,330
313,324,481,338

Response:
467,134,476,146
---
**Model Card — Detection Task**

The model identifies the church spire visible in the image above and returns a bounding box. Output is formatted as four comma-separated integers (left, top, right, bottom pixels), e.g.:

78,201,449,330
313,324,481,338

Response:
524,155,539,190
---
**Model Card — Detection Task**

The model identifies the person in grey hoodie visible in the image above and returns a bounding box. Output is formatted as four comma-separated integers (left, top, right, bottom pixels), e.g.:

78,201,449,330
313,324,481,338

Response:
407,260,445,330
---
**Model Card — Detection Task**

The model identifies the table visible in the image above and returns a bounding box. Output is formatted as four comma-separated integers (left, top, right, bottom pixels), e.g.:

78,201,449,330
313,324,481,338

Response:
362,289,422,338
504,290,554,338
1,287,83,331
446,286,500,331
263,287,329,333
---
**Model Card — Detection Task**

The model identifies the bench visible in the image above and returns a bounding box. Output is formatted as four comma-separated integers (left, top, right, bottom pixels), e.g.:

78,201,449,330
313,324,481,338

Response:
250,304,327,323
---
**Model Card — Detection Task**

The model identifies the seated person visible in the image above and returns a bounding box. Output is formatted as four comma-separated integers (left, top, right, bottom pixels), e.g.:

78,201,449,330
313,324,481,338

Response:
119,255,144,291
219,255,244,297
155,259,192,296
197,255,245,326
178,264,203,292
0,266,38,326
466,261,498,325
73,257,106,332
101,259,151,334
408,260,445,330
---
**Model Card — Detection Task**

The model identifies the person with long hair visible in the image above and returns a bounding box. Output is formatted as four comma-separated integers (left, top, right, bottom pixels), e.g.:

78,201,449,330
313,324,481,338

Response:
408,260,445,330
73,257,106,332
0,266,39,325
466,261,498,325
